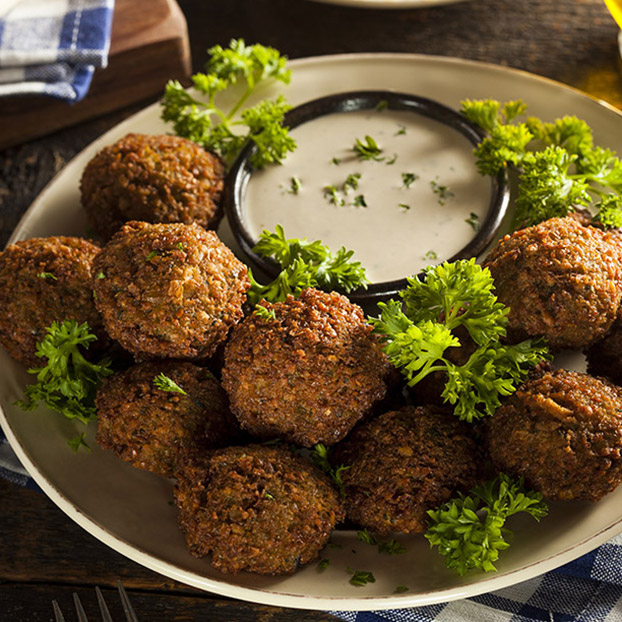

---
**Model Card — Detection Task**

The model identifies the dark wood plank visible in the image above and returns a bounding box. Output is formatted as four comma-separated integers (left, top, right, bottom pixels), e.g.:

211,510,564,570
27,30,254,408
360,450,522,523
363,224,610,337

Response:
0,584,342,622
0,480,342,621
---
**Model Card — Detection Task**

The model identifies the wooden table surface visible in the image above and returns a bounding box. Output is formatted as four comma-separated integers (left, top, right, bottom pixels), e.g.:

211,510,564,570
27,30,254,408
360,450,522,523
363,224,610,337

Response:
1,0,621,619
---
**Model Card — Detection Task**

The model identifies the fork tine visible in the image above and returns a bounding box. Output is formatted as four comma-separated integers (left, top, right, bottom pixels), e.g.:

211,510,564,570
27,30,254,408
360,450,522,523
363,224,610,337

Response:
117,581,140,622
52,600,66,622
73,593,89,622
95,586,113,622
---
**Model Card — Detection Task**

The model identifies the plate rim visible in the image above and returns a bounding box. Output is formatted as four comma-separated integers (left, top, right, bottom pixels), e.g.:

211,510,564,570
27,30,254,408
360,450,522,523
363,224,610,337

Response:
2,51,622,611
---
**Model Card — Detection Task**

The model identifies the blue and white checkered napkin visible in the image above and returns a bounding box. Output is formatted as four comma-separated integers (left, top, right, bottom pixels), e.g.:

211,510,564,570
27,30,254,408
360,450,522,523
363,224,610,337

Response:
1,430,621,621
0,0,114,102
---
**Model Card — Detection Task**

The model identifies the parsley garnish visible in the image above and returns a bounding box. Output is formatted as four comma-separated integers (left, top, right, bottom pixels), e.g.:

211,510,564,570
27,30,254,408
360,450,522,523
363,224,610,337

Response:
344,173,361,192
401,172,418,188
37,272,57,280
395,124,407,136
247,225,368,305
378,539,406,555
15,320,112,424
399,203,410,211
353,135,384,161
317,558,330,570
153,373,187,395
311,443,350,497
353,194,368,208
288,176,302,195
331,157,341,165
395,585,409,594
461,98,622,228
146,250,158,261
160,39,295,168
68,432,90,453
423,250,438,261
96,271,105,279
376,100,389,112
254,304,276,320
370,259,550,421
356,529,377,545
323,184,345,206
385,154,398,165
347,568,376,586
430,179,454,205
465,212,480,230
426,473,548,575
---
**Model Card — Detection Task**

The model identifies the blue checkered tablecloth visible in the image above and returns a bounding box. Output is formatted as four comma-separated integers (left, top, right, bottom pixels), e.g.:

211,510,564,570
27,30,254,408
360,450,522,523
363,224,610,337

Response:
1,431,621,621
0,0,114,102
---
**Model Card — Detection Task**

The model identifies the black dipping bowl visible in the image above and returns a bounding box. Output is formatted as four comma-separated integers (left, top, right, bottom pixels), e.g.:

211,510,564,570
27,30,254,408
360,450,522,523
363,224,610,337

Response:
224,90,509,305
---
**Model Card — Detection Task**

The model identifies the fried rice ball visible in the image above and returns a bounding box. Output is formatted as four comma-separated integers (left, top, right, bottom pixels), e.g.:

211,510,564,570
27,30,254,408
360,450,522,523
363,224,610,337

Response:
80,133,226,240
485,369,622,502
96,360,239,477
221,288,392,447
0,236,106,367
483,217,622,350
92,221,249,360
331,405,481,535
174,444,344,575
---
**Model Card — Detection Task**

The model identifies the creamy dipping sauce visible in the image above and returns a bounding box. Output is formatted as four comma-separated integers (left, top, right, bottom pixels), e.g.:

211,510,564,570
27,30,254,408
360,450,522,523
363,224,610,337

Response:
243,108,491,283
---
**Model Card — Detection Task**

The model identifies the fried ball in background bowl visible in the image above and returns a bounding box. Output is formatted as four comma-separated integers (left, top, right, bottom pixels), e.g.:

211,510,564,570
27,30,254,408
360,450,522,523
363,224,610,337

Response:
485,369,622,502
221,288,392,447
483,216,622,350
80,133,226,241
96,360,239,478
93,221,249,361
174,444,344,575
331,405,482,535
0,236,107,368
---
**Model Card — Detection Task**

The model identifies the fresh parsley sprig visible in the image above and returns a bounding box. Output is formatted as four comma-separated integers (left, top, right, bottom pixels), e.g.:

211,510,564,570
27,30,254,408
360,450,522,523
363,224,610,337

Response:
461,98,622,228
247,225,368,306
426,473,548,575
311,443,349,497
160,39,296,168
153,373,187,395
15,320,112,424
370,259,549,421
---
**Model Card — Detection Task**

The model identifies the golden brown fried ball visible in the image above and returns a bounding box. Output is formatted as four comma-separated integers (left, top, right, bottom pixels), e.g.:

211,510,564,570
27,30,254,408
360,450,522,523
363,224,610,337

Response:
0,236,106,367
92,221,249,361
80,133,225,240
483,217,622,350
174,444,344,575
96,360,239,477
221,288,392,447
485,369,622,502
332,405,482,535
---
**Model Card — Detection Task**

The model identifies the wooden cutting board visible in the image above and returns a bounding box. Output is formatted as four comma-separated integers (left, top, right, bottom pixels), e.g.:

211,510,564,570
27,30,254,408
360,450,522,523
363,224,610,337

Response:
0,0,192,150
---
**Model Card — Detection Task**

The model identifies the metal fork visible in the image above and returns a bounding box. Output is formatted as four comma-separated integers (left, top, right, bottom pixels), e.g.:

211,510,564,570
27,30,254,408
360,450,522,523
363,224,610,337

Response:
52,580,139,622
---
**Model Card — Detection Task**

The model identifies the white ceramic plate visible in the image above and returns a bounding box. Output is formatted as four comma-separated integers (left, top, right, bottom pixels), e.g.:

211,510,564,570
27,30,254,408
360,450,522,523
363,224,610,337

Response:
2,54,622,612
307,0,469,8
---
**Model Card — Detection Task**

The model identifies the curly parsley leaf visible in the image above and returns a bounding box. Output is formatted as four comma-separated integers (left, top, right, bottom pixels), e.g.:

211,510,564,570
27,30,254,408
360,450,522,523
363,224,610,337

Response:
160,39,295,168
347,568,376,586
461,98,622,229
353,135,384,161
426,474,548,575
370,260,549,421
153,373,187,395
311,443,349,497
68,432,90,453
15,320,112,425
247,225,368,306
